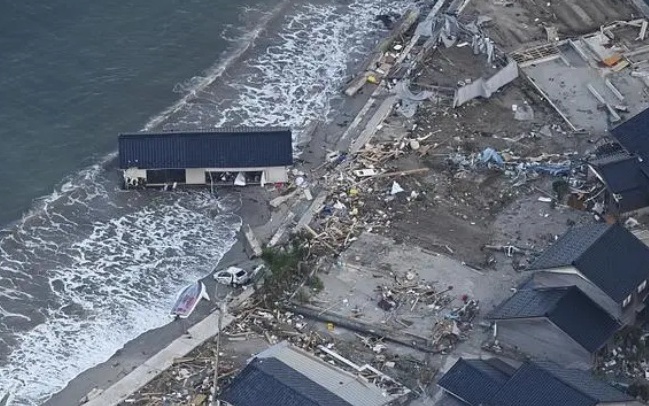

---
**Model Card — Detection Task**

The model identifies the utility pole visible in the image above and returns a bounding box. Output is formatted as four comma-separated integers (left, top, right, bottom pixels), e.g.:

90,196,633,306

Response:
211,282,224,406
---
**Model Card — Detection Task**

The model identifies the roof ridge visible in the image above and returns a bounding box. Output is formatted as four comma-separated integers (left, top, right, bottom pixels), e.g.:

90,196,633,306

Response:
251,357,350,406
530,362,599,403
545,286,575,317
572,223,614,264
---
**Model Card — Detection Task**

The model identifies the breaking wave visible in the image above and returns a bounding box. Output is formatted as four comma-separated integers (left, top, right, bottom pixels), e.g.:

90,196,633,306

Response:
0,0,411,403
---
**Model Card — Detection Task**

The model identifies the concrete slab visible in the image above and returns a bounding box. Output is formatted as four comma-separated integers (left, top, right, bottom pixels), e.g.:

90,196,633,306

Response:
521,31,649,135
466,0,638,52
314,232,517,342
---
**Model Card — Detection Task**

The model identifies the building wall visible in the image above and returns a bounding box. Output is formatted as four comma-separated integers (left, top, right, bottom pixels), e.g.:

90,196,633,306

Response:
495,318,592,370
265,167,288,183
533,270,623,322
186,168,205,185
124,166,288,187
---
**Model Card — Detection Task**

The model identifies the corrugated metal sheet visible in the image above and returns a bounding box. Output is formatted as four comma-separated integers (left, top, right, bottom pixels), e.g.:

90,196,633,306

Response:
118,127,293,169
258,342,400,406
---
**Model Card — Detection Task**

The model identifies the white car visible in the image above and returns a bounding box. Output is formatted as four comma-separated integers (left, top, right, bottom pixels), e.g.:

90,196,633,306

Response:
213,267,250,286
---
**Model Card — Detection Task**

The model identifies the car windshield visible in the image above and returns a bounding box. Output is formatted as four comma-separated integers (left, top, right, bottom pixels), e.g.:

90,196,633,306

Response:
235,270,246,277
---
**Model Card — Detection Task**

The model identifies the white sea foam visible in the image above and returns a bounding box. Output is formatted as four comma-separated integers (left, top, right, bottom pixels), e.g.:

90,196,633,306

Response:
0,191,241,405
0,0,412,403
172,0,410,140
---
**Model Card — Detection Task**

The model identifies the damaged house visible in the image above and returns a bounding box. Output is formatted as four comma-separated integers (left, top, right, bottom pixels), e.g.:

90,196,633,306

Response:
487,222,649,368
527,223,649,326
488,286,620,370
589,108,649,215
437,358,639,405
219,341,410,406
394,14,519,118
118,127,293,189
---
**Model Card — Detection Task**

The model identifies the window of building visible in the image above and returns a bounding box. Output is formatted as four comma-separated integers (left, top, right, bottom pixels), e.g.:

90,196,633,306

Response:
623,294,633,307
639,280,648,294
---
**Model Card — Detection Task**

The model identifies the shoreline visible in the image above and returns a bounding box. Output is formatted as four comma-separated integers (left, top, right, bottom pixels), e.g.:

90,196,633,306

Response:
43,76,380,406
41,192,259,406
41,1,416,403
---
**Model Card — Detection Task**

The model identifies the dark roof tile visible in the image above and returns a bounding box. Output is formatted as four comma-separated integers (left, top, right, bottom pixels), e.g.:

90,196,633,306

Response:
220,358,352,406
590,155,649,193
438,359,632,406
491,363,596,406
529,224,649,302
528,223,610,270
534,361,634,403
437,358,512,405
611,108,649,157
489,287,620,352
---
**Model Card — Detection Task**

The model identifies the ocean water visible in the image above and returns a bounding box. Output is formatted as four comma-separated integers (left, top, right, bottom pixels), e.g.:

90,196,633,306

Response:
0,0,411,403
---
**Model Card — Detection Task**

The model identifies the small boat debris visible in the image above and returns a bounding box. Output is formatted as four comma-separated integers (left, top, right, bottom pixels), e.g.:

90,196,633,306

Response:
170,281,210,319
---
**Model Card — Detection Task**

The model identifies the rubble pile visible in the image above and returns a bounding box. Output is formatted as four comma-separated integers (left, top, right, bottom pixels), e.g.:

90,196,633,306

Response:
305,139,431,254
597,329,649,383
228,306,327,349
121,350,236,406
122,297,422,405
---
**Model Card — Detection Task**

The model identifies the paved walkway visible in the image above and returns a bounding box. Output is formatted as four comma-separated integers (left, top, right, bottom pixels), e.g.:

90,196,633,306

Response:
79,286,258,406
83,311,234,406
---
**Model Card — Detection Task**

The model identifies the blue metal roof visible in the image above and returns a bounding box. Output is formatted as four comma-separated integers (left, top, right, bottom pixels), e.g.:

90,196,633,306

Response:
118,128,293,169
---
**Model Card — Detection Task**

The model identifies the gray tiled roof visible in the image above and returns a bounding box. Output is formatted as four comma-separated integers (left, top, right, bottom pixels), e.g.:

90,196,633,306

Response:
529,223,649,302
438,359,632,406
528,223,610,270
534,361,634,403
489,286,620,352
491,362,596,406
611,107,649,158
220,357,352,406
488,287,566,319
118,128,293,169
590,155,649,193
437,358,513,405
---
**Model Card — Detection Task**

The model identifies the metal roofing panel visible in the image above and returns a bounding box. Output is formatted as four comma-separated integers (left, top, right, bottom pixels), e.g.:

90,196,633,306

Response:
118,127,293,169
258,343,400,406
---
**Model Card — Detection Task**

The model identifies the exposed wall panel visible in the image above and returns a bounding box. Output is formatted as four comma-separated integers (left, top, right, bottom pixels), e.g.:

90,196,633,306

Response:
186,168,206,185
496,318,592,370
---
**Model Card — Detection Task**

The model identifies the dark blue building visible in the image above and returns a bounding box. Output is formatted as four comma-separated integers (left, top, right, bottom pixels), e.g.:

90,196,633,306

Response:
118,128,293,188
